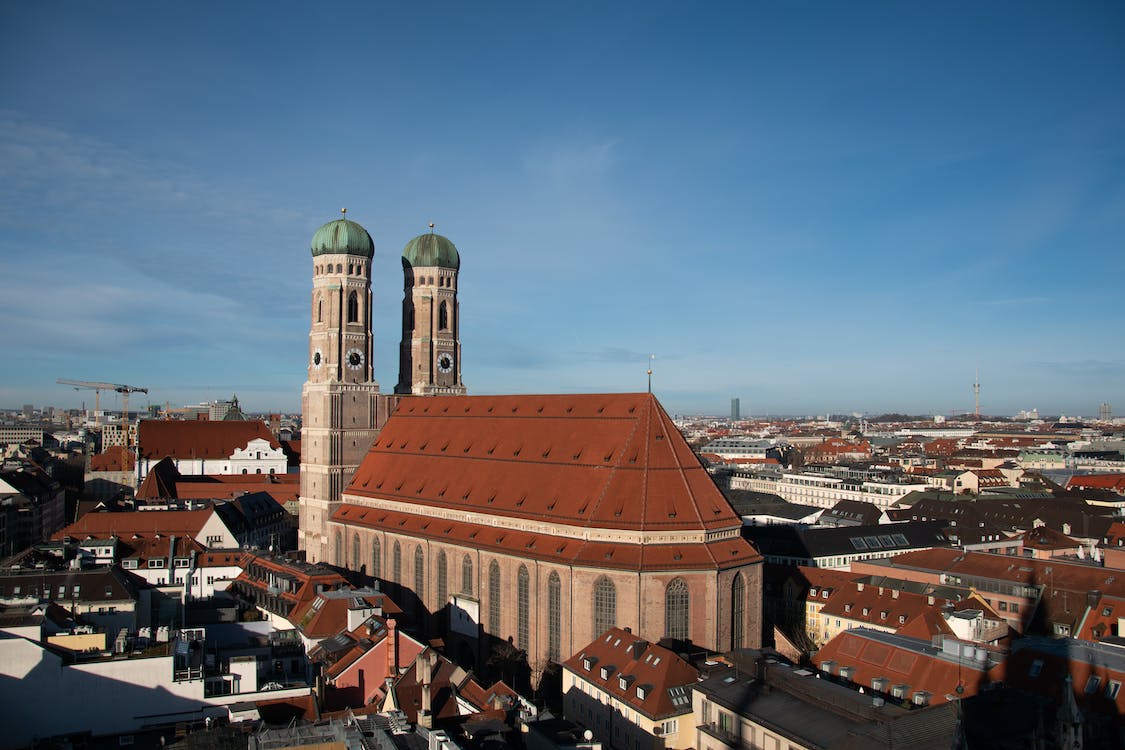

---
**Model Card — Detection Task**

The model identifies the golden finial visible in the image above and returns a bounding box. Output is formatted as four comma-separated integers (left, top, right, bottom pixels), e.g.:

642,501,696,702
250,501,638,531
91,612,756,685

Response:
429,222,435,233
341,207,348,217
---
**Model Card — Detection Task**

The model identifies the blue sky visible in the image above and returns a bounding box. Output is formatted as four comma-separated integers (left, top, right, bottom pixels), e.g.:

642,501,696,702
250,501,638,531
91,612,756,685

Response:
1,1,1122,418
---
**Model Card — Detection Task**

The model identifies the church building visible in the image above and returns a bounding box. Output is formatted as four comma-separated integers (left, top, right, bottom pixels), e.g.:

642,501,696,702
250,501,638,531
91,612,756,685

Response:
299,213,762,668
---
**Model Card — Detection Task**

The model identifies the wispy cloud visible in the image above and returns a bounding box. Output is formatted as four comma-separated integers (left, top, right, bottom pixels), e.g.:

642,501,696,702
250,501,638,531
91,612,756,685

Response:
1030,360,1125,376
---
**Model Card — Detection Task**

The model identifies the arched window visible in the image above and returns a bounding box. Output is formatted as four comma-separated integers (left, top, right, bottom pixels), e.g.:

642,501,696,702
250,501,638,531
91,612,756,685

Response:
352,534,361,572
547,571,561,661
347,291,359,323
334,531,342,566
317,298,323,323
414,547,424,602
665,578,690,640
255,468,262,474
732,573,746,649
461,554,473,595
517,565,530,652
392,541,402,583
594,576,616,636
336,263,343,273
348,264,353,275
438,300,449,330
372,537,381,578
437,551,448,605
488,560,501,634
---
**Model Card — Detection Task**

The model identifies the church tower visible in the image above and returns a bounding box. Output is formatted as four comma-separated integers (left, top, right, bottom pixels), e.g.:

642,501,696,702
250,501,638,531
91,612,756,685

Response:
395,227,466,395
299,211,390,562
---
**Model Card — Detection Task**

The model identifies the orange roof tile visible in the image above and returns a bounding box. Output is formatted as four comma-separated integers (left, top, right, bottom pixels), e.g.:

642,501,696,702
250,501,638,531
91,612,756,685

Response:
563,627,698,719
346,393,744,533
137,419,279,460
89,446,135,472
334,504,759,571
53,508,213,541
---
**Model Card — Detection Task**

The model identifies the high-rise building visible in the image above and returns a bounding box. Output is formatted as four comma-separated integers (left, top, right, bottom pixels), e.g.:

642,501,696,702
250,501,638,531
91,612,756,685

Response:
731,397,741,421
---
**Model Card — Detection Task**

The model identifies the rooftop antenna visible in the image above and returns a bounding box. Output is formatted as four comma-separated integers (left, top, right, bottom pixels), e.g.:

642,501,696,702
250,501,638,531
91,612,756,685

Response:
973,369,981,419
647,355,655,394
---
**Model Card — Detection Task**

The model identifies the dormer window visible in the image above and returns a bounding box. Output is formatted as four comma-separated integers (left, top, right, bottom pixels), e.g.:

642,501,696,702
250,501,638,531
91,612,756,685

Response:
600,665,615,680
844,604,852,613
899,615,906,624
862,607,870,616
880,611,888,620
636,685,648,700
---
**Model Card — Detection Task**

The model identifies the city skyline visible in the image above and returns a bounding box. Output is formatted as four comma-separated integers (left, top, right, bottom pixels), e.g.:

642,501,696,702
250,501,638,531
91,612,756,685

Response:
1,2,1122,417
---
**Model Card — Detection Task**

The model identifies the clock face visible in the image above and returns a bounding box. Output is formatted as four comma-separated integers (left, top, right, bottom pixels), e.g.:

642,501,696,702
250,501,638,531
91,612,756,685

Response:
346,348,364,370
437,352,453,374
312,349,323,369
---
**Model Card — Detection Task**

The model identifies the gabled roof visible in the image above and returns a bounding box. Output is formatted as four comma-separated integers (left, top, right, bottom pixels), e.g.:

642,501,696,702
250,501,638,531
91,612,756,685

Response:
1020,525,1080,551
562,627,697,720
137,419,279,460
813,629,1002,706
346,393,743,533
1069,474,1125,494
89,446,135,472
52,508,214,541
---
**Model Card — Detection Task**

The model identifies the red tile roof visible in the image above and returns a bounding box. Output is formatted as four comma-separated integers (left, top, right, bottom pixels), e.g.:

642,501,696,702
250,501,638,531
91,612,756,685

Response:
813,630,1002,706
346,393,744,533
1069,474,1125,494
334,504,759,571
563,627,698,719
89,446,135,472
53,509,213,541
137,419,279,460
882,548,1125,597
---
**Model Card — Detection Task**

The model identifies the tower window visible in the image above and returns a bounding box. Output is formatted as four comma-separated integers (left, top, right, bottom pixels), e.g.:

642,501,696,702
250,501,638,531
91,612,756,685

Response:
347,291,359,323
461,554,473,595
348,264,354,275
317,299,323,323
336,263,343,273
732,572,746,648
438,300,449,331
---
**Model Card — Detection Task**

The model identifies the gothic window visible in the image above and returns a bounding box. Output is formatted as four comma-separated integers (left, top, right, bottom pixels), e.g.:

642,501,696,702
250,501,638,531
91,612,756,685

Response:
393,541,402,583
352,534,361,572
488,560,501,634
665,578,690,640
334,532,342,566
547,571,561,661
348,264,353,275
732,573,746,649
414,546,424,602
461,554,473,595
437,551,448,605
317,298,323,323
594,576,616,636
517,565,530,652
372,537,381,578
347,291,359,323
438,300,449,330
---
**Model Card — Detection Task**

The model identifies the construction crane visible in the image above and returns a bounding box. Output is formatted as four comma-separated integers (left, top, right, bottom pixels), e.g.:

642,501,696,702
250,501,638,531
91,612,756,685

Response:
57,379,149,431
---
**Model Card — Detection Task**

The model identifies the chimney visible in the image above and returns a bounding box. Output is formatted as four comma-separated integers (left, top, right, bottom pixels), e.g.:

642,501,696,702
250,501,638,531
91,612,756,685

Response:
631,639,649,660
418,650,434,729
386,619,399,677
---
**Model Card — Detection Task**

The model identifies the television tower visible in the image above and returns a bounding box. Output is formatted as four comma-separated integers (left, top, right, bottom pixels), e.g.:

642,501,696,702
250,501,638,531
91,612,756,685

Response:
973,370,980,419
